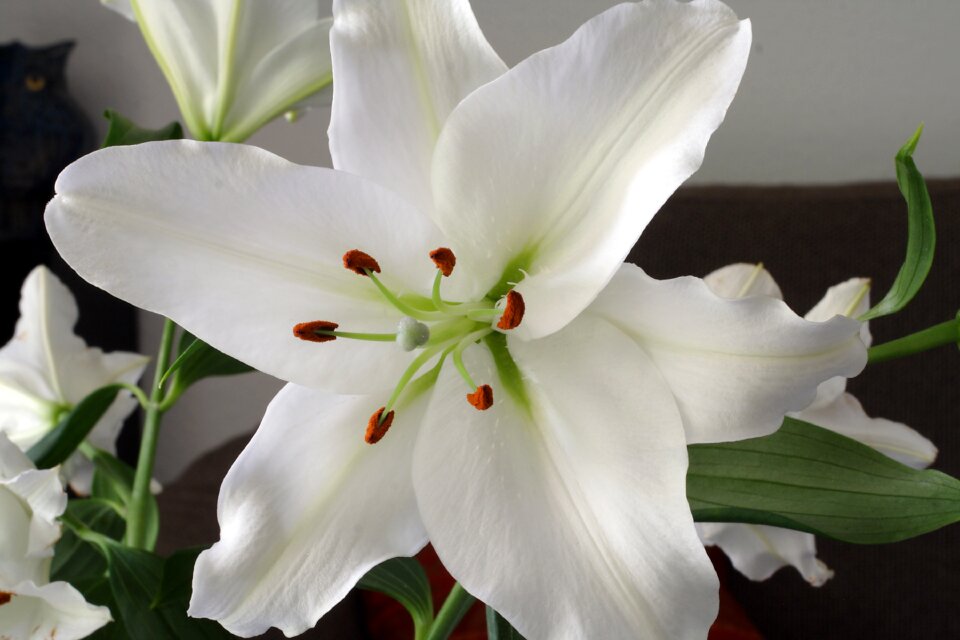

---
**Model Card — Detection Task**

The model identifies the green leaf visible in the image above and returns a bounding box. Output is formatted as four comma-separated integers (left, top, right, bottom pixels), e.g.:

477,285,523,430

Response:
687,418,960,543
52,500,125,589
101,109,183,148
105,545,234,639
89,449,160,550
358,557,434,630
27,385,122,468
860,124,935,321
162,332,253,404
486,606,525,640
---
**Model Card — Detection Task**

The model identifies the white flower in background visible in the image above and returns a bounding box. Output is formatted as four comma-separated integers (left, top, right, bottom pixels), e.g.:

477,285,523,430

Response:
47,1,868,637
697,263,938,586
0,266,148,495
0,433,112,638
101,0,334,142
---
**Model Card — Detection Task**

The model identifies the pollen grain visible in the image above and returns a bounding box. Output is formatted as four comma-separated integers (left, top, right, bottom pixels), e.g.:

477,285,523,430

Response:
293,320,339,342
366,407,395,444
497,290,525,330
343,249,381,275
429,247,456,277
467,384,494,410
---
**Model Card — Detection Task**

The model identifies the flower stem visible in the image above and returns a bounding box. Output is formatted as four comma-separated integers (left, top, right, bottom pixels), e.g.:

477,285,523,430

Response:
126,317,176,549
868,317,960,364
425,582,476,640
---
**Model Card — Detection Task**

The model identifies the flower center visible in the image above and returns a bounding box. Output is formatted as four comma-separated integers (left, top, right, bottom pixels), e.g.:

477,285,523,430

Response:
292,248,525,443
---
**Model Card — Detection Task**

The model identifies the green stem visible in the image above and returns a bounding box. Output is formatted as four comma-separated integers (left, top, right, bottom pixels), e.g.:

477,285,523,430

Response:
126,318,176,549
425,583,476,640
868,318,960,364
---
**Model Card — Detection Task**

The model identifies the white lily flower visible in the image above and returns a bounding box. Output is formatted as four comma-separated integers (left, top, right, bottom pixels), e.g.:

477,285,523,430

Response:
0,433,112,638
101,0,334,142
0,267,148,495
47,1,868,637
697,263,938,586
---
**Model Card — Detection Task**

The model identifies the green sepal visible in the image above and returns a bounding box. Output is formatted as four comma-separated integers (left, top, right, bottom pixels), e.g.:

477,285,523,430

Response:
358,557,434,633
101,109,183,148
860,124,935,321
88,448,160,550
27,384,122,469
486,606,526,639
160,332,253,407
688,418,960,543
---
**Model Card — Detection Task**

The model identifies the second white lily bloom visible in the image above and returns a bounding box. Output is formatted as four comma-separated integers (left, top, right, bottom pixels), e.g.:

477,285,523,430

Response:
48,1,867,638
0,433,113,638
697,263,938,586
102,0,334,142
0,266,148,495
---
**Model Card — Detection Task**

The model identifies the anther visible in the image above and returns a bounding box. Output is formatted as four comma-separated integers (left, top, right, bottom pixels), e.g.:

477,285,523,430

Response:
366,407,395,444
343,249,381,275
466,384,494,410
497,290,525,330
0,592,11,606
429,247,456,277
293,320,339,343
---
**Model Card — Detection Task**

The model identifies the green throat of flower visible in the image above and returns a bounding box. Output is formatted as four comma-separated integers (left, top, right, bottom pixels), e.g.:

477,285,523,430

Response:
293,248,528,444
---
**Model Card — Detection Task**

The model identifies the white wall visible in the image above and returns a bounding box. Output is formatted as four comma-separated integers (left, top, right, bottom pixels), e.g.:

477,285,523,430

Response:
4,0,959,480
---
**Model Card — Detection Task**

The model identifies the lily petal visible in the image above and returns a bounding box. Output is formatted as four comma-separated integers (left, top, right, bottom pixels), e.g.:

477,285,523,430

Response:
800,278,872,410
0,435,66,563
414,317,717,639
797,392,937,469
704,263,783,300
190,384,428,637
431,0,751,339
47,141,444,394
0,580,112,640
591,264,867,444
329,0,506,214
697,523,833,586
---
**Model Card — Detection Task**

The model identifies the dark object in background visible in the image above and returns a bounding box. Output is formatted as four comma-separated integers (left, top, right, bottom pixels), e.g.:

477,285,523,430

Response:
0,40,138,459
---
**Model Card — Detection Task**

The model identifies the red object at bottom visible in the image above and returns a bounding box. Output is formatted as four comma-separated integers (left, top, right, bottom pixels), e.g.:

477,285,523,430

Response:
361,546,763,639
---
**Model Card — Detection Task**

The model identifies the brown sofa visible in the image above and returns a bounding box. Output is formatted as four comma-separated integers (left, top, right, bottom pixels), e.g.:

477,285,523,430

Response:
159,179,960,639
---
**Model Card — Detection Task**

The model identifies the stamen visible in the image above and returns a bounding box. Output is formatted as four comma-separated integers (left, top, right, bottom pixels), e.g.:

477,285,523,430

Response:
467,384,494,411
430,247,456,277
497,290,525,330
366,407,395,444
0,592,11,605
343,249,381,275
293,320,339,342
366,271,444,321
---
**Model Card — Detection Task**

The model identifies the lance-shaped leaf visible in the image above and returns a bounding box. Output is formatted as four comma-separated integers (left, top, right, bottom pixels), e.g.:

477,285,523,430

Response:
101,109,183,147
160,332,253,404
28,385,123,468
357,557,433,633
487,606,526,640
860,125,935,321
688,418,960,543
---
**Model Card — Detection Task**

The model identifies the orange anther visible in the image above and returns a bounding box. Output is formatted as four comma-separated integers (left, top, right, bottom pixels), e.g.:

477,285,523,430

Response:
429,247,456,277
293,320,338,343
496,290,525,330
466,384,494,411
343,249,381,275
366,407,395,444
0,592,11,606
